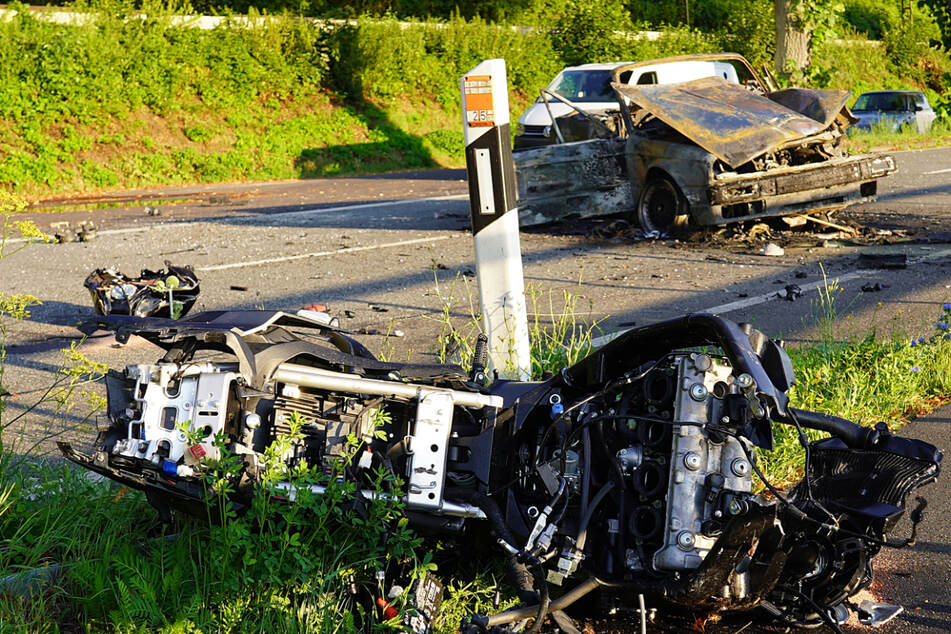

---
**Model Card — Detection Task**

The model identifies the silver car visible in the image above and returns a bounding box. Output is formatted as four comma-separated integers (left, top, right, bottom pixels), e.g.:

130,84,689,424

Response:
852,90,936,133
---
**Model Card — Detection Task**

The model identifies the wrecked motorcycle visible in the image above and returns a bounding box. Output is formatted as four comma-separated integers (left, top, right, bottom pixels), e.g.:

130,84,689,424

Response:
60,310,941,632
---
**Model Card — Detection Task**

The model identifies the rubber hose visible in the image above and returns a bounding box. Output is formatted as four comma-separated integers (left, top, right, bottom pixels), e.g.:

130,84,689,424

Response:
576,481,616,551
786,407,880,449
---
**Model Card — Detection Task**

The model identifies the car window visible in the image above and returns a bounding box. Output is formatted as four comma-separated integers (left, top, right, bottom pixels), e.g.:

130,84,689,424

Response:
636,71,658,85
855,93,914,112
914,93,930,109
549,70,615,103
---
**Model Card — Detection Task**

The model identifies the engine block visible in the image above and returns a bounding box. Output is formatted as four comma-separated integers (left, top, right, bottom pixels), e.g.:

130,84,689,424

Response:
653,354,754,571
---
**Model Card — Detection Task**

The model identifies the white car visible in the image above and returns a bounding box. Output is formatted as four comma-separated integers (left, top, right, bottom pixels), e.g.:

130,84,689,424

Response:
514,59,741,148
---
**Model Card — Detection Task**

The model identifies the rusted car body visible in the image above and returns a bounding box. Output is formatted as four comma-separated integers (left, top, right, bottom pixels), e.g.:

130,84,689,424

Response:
515,53,896,231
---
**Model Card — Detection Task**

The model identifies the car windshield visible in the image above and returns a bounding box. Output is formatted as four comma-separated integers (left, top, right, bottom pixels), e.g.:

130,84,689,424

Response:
548,70,616,103
853,93,914,112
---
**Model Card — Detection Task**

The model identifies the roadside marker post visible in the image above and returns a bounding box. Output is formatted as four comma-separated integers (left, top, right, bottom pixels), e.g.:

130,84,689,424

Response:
460,59,531,380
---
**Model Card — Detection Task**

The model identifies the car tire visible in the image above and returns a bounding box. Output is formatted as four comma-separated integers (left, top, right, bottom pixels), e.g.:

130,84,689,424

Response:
636,176,690,234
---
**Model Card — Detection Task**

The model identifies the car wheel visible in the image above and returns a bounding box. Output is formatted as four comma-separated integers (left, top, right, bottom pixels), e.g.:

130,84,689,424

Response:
636,176,689,234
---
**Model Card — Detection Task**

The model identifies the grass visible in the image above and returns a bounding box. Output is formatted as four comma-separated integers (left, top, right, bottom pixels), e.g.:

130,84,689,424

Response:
843,116,951,154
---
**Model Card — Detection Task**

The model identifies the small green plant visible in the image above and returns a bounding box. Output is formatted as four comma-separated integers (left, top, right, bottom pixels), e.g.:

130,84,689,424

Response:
152,274,184,319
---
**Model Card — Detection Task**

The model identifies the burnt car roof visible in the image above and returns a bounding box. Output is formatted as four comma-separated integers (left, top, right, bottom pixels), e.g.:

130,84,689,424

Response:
613,76,851,168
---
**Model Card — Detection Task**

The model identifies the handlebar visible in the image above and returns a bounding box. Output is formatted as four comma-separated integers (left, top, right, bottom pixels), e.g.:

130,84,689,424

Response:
786,408,880,449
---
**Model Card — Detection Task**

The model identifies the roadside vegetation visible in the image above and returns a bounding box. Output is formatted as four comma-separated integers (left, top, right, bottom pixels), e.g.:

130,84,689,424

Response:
1,0,950,197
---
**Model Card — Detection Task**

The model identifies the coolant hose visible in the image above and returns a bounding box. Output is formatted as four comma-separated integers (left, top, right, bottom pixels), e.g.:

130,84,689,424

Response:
787,408,880,449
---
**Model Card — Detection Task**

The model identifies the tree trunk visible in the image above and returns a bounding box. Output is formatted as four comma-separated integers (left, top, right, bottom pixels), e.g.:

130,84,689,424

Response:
774,0,812,77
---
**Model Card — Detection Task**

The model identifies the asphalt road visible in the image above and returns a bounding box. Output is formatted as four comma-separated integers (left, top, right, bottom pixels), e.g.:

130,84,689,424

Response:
3,146,951,632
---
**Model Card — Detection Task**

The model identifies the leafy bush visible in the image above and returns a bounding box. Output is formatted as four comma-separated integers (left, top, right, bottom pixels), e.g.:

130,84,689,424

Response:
550,0,635,66
842,0,893,39
327,16,560,104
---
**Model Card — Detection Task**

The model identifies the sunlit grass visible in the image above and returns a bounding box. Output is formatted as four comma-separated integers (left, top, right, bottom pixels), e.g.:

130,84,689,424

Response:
844,116,951,154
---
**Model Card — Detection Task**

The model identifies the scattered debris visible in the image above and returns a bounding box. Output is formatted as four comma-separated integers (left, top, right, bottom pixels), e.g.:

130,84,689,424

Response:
761,243,784,257
230,285,248,292
344,310,356,319
371,306,389,312
462,268,476,278
782,216,808,228
794,270,808,279
50,220,98,243
296,308,338,327
354,327,404,337
779,284,803,301
84,262,199,318
77,221,98,241
861,282,890,293
145,206,161,216
50,221,77,243
798,213,855,234
858,253,908,269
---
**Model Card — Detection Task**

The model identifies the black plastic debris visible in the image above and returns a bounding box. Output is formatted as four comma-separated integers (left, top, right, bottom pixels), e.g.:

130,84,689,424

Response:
84,262,199,319
780,284,803,301
858,253,907,269
861,282,890,293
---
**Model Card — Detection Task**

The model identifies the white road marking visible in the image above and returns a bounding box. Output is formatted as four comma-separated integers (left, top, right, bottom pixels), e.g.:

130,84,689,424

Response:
590,246,951,348
198,234,459,272
226,193,467,225
10,193,469,244
923,167,951,175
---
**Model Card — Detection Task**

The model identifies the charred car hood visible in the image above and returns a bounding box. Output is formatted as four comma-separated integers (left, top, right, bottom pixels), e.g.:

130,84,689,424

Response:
614,77,853,168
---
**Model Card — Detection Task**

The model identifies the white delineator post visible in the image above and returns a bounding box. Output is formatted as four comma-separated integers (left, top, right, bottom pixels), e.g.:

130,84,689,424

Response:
460,59,531,380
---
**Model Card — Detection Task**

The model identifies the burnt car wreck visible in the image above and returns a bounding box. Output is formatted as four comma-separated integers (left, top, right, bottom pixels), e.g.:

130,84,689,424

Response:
515,53,896,233
60,309,940,632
